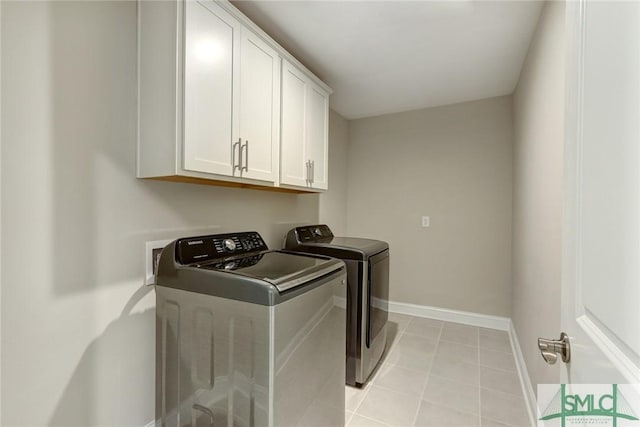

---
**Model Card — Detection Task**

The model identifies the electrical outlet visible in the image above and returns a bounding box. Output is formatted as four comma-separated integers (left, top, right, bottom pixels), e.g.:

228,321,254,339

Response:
421,216,430,227
145,239,173,285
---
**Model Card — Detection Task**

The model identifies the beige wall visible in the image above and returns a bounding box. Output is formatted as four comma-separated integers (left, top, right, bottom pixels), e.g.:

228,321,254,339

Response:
0,2,318,425
319,110,349,235
512,1,565,390
346,96,513,317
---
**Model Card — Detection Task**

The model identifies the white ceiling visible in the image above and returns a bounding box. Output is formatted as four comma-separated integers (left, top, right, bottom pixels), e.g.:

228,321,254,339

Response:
232,0,544,120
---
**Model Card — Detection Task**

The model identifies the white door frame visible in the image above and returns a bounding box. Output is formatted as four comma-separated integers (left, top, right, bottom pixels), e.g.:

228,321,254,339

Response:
0,1,4,421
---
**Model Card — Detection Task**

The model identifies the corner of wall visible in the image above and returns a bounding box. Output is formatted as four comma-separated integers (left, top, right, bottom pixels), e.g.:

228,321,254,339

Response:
511,0,566,397
319,109,350,235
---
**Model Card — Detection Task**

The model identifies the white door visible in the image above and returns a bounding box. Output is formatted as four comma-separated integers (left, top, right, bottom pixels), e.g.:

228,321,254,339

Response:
562,0,640,386
305,82,329,190
238,28,279,183
183,1,240,176
280,60,309,187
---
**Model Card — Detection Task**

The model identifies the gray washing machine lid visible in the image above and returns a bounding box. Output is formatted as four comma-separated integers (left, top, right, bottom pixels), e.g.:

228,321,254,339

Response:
156,232,345,306
199,251,343,292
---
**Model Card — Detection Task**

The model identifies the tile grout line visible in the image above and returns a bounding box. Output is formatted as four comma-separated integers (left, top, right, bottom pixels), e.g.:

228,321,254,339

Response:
362,318,444,425
367,380,429,399
348,315,414,422
419,358,483,419
351,412,394,427
482,413,521,427
421,395,482,419
410,318,444,427
373,317,519,426
349,381,370,417
439,337,483,347
478,335,513,354
479,385,528,399
345,411,354,426
375,318,522,427
373,362,437,388
478,343,514,355
478,363,519,374
349,318,411,424
354,315,418,426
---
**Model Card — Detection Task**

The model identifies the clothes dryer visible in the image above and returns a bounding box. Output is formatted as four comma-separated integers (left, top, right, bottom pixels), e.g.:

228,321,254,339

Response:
284,225,389,387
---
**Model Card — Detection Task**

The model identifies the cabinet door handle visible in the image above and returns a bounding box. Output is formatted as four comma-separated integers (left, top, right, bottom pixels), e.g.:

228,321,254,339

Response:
305,160,310,185
242,140,249,172
232,138,242,174
311,160,315,185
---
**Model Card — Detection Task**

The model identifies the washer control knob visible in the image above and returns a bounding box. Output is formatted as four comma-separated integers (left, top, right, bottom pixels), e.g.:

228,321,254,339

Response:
223,238,236,251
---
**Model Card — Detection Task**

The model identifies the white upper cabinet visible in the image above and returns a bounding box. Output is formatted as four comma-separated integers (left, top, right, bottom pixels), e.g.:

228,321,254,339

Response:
138,0,329,192
183,1,239,177
238,28,279,182
280,62,308,188
183,1,279,183
305,83,329,190
280,60,330,190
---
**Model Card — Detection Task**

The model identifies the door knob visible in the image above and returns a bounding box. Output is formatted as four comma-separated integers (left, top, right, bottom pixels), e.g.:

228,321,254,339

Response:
538,332,571,364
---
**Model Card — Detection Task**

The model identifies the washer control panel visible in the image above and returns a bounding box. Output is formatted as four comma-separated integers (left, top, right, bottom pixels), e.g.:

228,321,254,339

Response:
176,231,267,265
223,238,236,251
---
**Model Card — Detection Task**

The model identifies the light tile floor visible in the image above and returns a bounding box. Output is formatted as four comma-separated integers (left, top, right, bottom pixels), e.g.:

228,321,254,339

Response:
345,313,531,427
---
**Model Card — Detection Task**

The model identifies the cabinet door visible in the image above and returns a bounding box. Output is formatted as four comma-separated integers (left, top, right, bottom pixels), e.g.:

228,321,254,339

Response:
306,82,329,190
183,1,240,176
280,61,309,187
238,28,279,182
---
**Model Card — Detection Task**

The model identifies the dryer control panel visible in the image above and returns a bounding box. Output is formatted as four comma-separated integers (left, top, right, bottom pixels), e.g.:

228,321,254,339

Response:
176,231,267,265
295,224,334,242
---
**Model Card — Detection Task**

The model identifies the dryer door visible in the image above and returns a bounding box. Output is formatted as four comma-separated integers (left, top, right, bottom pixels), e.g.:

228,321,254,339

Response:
367,249,389,347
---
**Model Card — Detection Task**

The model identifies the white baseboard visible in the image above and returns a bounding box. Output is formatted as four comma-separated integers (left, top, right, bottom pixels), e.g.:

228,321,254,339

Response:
508,320,537,427
388,300,511,331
